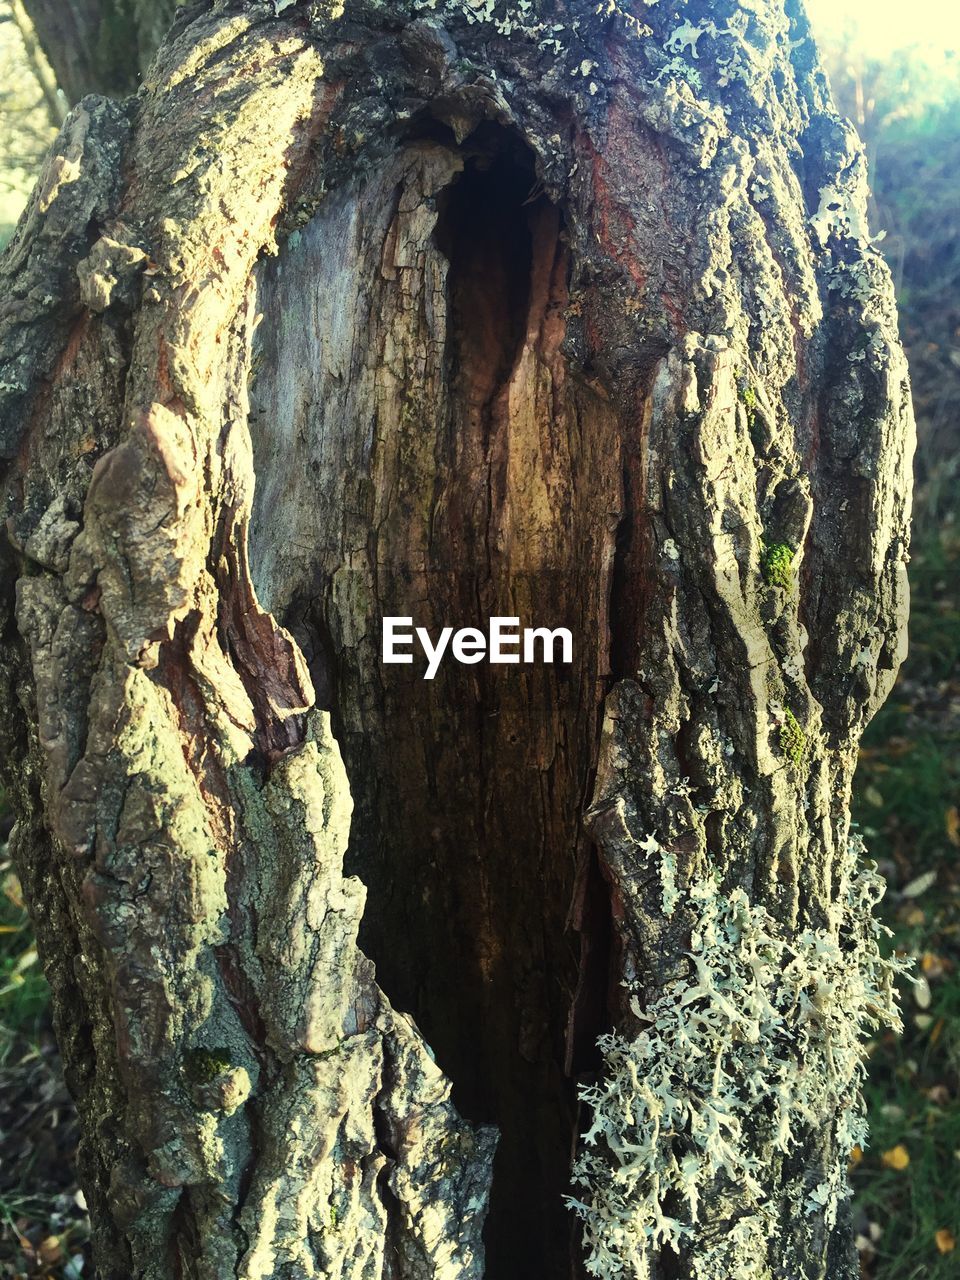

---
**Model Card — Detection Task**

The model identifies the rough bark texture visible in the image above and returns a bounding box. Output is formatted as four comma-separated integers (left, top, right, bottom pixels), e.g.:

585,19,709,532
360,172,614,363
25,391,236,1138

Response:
19,0,177,101
0,2,914,1279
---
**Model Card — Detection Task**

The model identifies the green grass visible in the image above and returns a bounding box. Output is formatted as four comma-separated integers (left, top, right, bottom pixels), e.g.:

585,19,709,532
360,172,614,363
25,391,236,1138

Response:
0,795,90,1279
902,539,960,685
0,785,49,1052
850,516,960,1277
0,889,49,1048
858,1061,960,1277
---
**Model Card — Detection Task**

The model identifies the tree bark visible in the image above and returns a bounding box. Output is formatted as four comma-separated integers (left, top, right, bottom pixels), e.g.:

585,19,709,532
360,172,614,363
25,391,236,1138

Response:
0,2,914,1279
19,0,177,101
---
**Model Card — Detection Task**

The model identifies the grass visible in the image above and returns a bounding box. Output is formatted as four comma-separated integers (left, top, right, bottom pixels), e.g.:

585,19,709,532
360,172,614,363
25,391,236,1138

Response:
0,876,49,1047
850,517,960,1277
0,803,90,1280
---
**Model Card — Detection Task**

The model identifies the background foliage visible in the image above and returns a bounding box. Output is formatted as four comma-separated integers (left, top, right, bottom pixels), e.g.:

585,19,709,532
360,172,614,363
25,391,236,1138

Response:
0,2,59,246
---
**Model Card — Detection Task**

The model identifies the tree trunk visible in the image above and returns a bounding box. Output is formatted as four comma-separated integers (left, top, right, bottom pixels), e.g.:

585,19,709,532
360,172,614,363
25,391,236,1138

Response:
19,0,177,101
0,2,914,1279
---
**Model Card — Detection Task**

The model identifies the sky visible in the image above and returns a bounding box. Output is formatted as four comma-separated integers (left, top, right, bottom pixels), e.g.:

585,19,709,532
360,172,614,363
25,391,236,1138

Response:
804,0,960,57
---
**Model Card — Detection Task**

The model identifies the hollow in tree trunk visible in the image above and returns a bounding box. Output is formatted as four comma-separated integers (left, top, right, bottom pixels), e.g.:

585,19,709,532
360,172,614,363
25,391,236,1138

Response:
0,2,914,1278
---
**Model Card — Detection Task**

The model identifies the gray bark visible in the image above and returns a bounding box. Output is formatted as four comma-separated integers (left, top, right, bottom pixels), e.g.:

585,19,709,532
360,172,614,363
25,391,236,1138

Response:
0,2,914,1279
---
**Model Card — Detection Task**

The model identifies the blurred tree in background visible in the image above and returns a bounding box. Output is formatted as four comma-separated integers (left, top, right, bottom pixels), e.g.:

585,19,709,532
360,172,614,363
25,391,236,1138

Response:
824,42,960,535
0,2,61,245
16,0,177,102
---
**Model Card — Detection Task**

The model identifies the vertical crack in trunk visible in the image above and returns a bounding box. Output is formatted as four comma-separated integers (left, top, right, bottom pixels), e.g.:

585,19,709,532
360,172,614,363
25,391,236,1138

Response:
247,127,623,1279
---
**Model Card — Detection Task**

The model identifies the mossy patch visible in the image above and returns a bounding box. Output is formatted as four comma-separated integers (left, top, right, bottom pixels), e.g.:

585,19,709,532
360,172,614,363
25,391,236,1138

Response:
779,709,807,768
761,541,795,590
184,1047,233,1084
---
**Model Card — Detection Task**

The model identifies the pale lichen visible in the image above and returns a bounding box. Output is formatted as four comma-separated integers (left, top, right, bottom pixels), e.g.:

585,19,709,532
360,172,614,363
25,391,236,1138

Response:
659,849,680,918
810,181,873,249
567,838,905,1279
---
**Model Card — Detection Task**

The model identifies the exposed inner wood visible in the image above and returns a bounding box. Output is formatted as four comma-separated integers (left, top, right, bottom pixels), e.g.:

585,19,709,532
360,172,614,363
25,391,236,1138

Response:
247,128,623,1276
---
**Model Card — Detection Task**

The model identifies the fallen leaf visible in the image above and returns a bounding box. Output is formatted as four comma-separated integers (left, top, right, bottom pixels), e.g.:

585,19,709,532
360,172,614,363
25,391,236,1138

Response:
849,1144,864,1165
914,975,932,1009
2,871,24,908
865,785,885,808
38,1238,61,1266
903,870,938,898
13,947,38,974
881,1144,910,1170
922,951,946,978
936,1229,956,1254
946,806,960,847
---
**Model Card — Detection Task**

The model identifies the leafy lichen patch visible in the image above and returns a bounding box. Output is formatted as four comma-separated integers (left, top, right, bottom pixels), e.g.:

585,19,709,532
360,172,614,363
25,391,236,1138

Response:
568,839,905,1278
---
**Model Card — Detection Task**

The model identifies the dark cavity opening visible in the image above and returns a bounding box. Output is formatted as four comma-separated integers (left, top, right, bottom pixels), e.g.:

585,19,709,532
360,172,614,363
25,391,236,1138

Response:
433,128,537,442
248,123,623,1279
